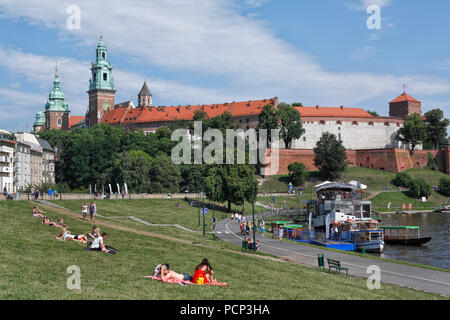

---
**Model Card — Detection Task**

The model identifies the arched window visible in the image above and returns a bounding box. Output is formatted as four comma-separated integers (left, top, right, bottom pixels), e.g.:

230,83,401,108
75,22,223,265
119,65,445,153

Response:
320,120,325,125
352,121,358,126
368,121,374,126
336,120,342,125
384,122,390,126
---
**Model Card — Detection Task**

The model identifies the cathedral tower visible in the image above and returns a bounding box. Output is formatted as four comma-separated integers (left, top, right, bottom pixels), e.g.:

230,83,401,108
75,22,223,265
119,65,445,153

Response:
86,35,116,127
44,64,70,131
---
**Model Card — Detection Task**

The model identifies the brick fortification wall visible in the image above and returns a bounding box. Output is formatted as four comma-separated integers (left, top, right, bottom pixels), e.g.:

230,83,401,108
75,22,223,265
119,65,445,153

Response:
262,148,449,176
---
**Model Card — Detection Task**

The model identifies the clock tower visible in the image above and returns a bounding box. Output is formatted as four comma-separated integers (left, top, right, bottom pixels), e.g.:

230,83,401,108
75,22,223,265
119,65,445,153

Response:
86,35,116,127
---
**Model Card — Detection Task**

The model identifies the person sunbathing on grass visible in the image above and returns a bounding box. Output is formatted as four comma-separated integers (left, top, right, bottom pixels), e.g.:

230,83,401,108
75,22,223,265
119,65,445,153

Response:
193,259,218,285
42,217,63,227
32,206,46,218
57,224,87,243
154,264,193,282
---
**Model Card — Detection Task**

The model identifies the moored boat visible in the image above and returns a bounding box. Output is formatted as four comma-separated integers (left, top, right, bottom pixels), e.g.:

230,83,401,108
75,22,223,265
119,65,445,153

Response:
380,226,432,245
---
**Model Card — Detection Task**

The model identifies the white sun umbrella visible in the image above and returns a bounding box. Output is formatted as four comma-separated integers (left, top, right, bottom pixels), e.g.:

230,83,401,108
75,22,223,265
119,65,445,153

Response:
348,181,367,189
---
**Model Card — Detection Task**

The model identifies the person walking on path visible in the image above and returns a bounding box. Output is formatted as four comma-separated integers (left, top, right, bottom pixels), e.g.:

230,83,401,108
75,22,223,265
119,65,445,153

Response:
89,201,97,222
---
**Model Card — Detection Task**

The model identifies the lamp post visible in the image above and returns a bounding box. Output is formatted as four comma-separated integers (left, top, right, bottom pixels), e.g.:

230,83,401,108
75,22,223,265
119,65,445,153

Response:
196,180,200,226
59,159,63,200
252,166,256,251
202,176,206,237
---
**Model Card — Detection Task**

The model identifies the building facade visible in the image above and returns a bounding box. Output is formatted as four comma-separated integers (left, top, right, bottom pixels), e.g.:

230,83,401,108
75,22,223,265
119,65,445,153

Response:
14,141,31,192
37,138,55,184
0,130,15,193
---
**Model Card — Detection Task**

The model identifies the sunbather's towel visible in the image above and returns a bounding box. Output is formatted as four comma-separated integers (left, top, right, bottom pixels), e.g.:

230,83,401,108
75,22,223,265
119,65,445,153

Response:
143,275,228,286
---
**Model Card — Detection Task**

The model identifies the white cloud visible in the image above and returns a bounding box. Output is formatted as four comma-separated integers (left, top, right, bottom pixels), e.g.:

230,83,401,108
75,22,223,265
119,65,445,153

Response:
347,0,392,11
0,0,449,127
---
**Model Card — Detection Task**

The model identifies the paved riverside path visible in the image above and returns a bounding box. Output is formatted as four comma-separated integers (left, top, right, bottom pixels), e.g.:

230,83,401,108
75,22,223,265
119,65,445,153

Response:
214,217,450,297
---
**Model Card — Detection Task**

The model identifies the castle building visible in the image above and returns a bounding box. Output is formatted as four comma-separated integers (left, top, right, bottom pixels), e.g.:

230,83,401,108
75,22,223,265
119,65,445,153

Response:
0,129,15,193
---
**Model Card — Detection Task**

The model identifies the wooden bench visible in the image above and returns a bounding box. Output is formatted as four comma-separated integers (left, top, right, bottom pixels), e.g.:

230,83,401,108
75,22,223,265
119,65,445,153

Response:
327,258,349,275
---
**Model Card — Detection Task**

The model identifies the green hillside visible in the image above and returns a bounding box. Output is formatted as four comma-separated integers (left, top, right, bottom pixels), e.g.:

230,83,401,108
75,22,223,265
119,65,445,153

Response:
0,200,442,300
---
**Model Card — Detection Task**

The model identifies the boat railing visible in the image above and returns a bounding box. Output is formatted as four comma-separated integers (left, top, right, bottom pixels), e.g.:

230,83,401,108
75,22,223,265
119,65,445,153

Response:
283,228,382,244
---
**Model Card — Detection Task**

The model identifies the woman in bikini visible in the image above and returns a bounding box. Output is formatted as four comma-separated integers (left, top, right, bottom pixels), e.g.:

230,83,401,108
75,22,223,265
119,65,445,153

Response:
58,224,88,243
154,264,193,282
32,206,46,218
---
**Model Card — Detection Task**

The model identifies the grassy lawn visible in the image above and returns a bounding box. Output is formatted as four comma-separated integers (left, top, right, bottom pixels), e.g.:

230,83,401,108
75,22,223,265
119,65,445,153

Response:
0,200,445,300
371,191,449,212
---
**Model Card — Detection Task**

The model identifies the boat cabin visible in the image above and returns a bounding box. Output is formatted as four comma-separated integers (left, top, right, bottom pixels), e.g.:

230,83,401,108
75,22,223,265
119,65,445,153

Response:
381,226,420,240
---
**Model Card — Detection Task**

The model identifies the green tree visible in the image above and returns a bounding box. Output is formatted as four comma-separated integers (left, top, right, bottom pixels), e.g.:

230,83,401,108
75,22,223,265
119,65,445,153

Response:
367,110,380,116
425,152,438,171
291,102,303,107
149,155,181,193
423,108,449,149
111,151,152,193
392,172,413,188
408,179,432,198
287,162,306,186
396,113,426,153
277,103,305,149
438,178,450,196
204,165,258,212
313,132,347,180
256,104,279,147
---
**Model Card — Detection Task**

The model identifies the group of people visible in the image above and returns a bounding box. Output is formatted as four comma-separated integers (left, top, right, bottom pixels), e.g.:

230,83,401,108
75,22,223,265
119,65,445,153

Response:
154,258,219,285
81,202,97,222
231,213,265,237
30,187,58,200
32,205,116,254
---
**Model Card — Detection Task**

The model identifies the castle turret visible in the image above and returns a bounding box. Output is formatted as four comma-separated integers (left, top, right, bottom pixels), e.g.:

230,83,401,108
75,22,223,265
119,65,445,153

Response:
138,81,152,107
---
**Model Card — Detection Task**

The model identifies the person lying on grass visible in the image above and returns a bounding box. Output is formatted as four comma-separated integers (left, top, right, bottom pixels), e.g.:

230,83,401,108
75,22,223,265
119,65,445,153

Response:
58,224,88,243
42,217,63,227
193,258,218,285
154,264,193,282
32,206,46,218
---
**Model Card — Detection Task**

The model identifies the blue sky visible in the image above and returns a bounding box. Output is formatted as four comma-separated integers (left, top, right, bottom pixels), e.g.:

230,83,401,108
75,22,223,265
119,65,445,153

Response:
0,0,449,132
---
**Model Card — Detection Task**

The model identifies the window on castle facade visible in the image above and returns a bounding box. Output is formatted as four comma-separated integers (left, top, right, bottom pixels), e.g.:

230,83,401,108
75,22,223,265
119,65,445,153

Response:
57,118,62,126
103,73,107,81
352,121,358,126
369,121,374,126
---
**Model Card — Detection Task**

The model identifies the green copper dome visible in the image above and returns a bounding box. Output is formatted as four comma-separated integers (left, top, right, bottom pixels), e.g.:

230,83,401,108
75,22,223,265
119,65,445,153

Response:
45,67,69,112
34,111,45,125
89,35,115,91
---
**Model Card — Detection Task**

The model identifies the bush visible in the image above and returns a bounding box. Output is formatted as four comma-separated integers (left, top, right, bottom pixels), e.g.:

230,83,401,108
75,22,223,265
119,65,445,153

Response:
287,162,306,186
425,152,438,171
392,172,413,188
408,179,432,198
438,178,450,196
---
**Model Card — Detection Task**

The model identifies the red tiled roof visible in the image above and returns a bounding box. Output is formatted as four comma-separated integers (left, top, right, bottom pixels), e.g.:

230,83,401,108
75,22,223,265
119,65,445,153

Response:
101,107,130,125
294,106,373,118
69,116,85,128
133,98,276,123
389,92,421,104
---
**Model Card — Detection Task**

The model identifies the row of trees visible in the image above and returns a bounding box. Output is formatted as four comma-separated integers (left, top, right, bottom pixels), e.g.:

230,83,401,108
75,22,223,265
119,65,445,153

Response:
396,109,449,152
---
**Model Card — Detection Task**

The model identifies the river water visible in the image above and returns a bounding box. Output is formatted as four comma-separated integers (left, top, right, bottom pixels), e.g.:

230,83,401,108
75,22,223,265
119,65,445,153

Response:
377,212,449,270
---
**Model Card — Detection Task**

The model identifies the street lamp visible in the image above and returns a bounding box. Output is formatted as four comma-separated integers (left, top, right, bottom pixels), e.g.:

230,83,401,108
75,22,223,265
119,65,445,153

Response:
201,176,206,237
252,166,256,251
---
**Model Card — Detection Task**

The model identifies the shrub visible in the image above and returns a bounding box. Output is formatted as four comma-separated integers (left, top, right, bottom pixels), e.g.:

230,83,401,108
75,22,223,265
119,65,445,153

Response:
438,178,450,196
408,179,432,198
392,172,413,188
287,162,306,186
425,152,438,171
